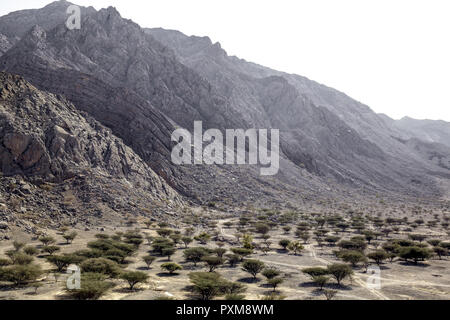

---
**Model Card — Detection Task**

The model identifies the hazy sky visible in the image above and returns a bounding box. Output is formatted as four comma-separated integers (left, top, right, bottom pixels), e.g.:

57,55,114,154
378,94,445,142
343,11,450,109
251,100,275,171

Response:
1,0,449,121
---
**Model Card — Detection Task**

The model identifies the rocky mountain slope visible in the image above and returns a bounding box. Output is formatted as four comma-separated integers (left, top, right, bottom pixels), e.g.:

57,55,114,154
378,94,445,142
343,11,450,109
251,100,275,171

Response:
148,27,450,195
0,1,448,211
0,71,181,232
393,117,450,148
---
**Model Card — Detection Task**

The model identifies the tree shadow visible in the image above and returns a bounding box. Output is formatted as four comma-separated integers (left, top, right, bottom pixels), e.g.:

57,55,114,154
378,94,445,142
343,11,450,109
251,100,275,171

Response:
137,266,151,271
156,272,180,277
237,277,261,284
113,287,145,293
399,261,430,268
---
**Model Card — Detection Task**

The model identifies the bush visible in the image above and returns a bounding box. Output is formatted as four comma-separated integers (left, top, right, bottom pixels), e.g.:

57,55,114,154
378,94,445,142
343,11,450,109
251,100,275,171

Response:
13,241,25,252
267,277,284,292
254,223,270,236
398,246,433,264
202,256,224,272
231,248,253,259
367,250,389,265
162,247,176,261
287,241,303,255
80,258,121,278
433,246,448,259
262,268,281,280
241,259,265,279
161,262,183,274
0,264,42,286
214,248,227,258
327,264,353,285
39,236,56,246
188,272,231,300
120,271,149,290
302,267,329,278
184,247,210,266
10,253,33,265
312,275,330,290
182,237,193,248
194,232,212,244
67,273,114,300
337,250,367,267
0,258,11,266
63,231,78,244
23,246,38,256
278,239,291,250
47,254,83,272
151,237,175,255
226,254,241,267
41,246,60,256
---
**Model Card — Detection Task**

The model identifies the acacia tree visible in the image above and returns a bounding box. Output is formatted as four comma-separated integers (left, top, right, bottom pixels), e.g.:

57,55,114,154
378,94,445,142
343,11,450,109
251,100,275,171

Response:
202,256,224,272
242,259,265,280
327,264,353,286
367,250,389,265
63,231,78,244
142,255,156,269
161,263,183,274
120,271,149,290
278,239,291,250
287,241,304,255
184,247,209,266
188,272,230,300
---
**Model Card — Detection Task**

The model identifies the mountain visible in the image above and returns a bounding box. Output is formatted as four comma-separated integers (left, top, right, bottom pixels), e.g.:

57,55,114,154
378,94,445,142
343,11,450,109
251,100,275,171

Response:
147,27,449,195
0,71,181,230
393,117,450,148
0,1,449,209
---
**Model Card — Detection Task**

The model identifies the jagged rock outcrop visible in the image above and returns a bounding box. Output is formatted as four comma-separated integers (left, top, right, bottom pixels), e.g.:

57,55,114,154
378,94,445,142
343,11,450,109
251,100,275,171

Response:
0,72,181,228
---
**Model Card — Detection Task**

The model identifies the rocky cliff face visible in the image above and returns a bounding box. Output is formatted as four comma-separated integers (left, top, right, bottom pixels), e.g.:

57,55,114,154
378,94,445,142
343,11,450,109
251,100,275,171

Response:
0,72,181,231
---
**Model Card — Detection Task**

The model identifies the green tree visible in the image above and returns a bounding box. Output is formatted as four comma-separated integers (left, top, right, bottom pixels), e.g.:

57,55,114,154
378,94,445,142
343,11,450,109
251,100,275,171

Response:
23,246,38,256
161,262,183,274
142,255,156,269
202,256,224,272
120,271,149,290
302,267,329,278
188,272,231,300
184,247,210,266
267,277,284,292
262,268,281,280
312,275,330,290
41,245,60,256
327,263,353,286
433,246,447,259
46,254,82,272
338,250,367,267
0,264,42,286
39,236,56,246
63,231,78,244
241,259,265,280
67,273,114,300
182,236,193,248
80,258,121,278
194,232,212,245
367,250,389,265
287,241,304,255
278,239,291,250
398,247,433,264
162,247,176,261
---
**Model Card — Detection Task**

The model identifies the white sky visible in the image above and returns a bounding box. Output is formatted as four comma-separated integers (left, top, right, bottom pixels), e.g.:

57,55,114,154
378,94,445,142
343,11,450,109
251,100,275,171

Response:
1,0,449,121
